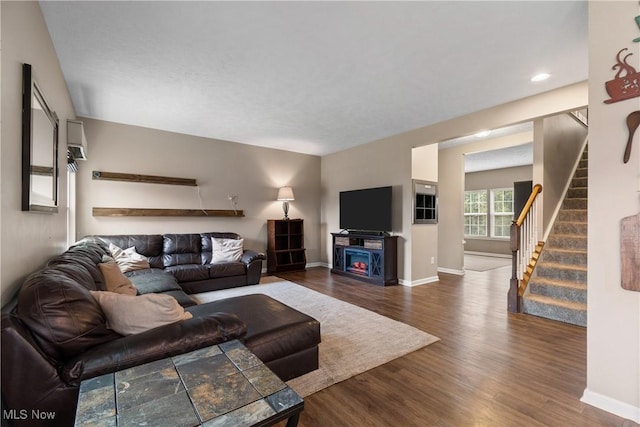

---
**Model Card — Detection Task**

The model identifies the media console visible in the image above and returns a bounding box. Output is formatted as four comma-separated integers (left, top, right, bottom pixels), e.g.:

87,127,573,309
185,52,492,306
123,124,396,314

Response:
330,232,398,286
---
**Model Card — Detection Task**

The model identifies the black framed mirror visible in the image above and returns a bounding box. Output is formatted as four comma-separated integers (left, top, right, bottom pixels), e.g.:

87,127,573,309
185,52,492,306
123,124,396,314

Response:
22,63,59,213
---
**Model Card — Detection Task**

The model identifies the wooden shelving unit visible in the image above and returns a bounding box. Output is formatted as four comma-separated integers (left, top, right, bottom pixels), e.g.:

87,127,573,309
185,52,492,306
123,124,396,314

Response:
267,219,306,273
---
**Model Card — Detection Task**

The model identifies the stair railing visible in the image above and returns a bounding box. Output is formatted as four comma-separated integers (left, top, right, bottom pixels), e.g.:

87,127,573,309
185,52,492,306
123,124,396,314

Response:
508,184,543,313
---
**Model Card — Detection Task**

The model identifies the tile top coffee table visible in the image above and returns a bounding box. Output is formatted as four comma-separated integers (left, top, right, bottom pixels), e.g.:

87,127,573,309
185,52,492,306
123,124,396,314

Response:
74,340,303,427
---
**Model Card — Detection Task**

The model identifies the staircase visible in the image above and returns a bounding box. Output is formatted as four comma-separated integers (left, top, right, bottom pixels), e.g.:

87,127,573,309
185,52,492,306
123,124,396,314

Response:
522,146,587,327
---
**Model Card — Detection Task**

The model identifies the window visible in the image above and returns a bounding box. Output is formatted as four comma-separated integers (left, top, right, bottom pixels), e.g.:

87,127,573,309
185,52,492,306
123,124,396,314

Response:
464,188,514,239
464,190,487,237
491,189,514,238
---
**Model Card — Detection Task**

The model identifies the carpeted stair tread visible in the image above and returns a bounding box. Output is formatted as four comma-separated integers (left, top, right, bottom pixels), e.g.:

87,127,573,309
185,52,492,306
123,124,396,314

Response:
530,276,587,290
542,247,587,255
522,294,586,326
537,261,586,272
535,262,587,283
528,277,587,304
563,198,587,209
572,177,588,187
574,167,588,178
552,221,588,235
568,188,587,198
541,247,587,266
523,294,586,311
558,209,587,222
546,234,587,250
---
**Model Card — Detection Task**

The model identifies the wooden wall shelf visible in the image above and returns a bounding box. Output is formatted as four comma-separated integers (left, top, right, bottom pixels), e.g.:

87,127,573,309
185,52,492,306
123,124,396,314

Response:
93,208,244,217
92,171,197,186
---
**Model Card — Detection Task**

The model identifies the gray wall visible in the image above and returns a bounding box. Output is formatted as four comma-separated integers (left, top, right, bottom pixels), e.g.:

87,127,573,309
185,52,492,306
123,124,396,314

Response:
76,118,322,266
464,165,532,255
1,2,77,305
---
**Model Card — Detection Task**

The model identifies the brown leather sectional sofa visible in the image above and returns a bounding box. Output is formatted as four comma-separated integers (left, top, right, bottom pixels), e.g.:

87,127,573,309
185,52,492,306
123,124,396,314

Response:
1,234,321,426
83,232,266,294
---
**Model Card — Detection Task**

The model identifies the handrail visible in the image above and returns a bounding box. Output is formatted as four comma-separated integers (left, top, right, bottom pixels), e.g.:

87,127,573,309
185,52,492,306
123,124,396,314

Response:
515,184,542,226
508,184,543,313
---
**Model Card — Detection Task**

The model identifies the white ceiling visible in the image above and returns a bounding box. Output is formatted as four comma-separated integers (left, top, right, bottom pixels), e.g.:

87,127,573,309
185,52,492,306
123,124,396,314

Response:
464,142,533,173
438,121,533,172
39,1,588,156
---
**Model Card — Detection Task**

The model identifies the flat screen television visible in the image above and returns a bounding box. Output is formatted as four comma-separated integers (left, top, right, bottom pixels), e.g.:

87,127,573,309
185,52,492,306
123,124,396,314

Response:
339,186,392,233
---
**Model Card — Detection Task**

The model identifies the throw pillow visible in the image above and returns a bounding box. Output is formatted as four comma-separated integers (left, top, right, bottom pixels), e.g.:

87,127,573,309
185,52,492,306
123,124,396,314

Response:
210,237,244,263
98,261,137,296
108,243,150,273
90,291,193,336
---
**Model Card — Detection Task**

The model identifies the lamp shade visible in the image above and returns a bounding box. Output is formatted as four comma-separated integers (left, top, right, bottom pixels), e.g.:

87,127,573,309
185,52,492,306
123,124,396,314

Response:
277,186,295,201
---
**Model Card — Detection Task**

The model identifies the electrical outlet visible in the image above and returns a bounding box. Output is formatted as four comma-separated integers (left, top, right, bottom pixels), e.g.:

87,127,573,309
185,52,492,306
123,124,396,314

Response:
430,256,435,265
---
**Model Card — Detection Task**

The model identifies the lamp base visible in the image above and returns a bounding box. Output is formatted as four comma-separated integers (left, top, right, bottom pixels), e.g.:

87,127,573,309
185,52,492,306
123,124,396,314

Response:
282,201,290,220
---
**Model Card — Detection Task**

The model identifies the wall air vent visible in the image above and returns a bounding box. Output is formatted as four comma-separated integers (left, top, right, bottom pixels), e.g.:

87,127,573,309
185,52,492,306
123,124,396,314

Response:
67,119,88,160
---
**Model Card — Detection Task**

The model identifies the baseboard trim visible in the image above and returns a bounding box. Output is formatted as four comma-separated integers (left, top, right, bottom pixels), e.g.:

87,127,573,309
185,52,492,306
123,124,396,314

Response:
307,262,329,268
438,267,465,276
262,262,329,275
400,276,440,287
581,388,640,423
464,251,511,259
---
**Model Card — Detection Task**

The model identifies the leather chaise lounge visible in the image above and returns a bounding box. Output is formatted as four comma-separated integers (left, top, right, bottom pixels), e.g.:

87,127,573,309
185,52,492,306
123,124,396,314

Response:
1,234,321,426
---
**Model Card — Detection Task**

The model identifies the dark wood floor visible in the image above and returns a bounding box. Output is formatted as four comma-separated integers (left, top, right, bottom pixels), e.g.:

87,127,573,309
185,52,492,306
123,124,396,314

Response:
272,266,638,427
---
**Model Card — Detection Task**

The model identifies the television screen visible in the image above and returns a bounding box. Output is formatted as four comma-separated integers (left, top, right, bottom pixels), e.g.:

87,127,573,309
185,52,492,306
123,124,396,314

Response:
339,186,392,232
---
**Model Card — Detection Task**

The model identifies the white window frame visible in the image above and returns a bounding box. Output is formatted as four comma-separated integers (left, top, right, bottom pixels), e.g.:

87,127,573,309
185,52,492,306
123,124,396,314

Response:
464,190,488,237
490,188,514,239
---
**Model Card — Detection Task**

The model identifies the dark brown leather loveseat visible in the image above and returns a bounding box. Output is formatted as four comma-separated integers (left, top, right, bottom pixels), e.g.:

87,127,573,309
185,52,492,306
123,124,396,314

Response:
1,238,320,426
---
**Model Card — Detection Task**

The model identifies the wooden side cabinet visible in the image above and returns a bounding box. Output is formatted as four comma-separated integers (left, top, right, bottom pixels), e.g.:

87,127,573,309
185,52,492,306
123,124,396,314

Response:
267,219,306,273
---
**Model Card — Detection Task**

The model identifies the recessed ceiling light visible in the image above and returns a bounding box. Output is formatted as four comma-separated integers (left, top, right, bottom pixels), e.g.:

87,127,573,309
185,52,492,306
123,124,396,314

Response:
531,73,550,82
475,130,491,138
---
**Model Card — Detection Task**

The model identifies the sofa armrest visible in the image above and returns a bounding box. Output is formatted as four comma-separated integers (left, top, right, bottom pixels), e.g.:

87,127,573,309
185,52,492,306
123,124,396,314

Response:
242,250,265,285
241,249,266,265
2,313,80,426
61,312,246,385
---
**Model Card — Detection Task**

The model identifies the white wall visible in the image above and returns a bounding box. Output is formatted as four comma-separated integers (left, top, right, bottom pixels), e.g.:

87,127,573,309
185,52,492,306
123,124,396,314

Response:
411,144,438,284
582,2,640,422
1,2,76,305
76,118,322,264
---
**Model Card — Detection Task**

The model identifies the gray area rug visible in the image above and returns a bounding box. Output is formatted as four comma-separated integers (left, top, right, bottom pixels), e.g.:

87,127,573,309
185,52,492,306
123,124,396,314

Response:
194,280,439,397
464,254,512,272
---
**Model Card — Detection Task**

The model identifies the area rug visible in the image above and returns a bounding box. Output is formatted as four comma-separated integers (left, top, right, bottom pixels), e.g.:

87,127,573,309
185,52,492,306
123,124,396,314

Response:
464,254,512,272
194,280,439,397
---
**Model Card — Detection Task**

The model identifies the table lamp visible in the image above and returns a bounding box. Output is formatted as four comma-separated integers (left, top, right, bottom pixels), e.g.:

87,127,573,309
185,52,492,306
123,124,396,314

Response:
277,186,295,220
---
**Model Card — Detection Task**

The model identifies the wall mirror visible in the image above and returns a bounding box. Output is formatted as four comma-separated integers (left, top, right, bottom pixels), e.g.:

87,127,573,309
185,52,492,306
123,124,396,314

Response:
22,63,59,213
